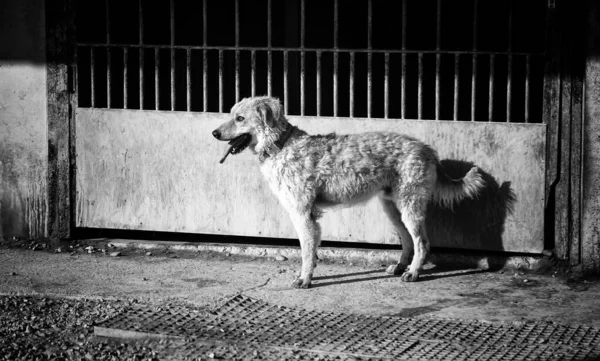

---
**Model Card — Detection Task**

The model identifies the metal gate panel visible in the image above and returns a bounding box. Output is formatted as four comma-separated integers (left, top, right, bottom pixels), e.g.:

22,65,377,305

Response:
76,108,545,252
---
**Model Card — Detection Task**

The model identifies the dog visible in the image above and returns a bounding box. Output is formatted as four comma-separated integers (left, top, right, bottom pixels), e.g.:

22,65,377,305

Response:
212,96,485,289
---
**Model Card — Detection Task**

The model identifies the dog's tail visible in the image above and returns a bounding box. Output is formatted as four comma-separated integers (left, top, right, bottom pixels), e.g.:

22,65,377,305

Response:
433,165,485,209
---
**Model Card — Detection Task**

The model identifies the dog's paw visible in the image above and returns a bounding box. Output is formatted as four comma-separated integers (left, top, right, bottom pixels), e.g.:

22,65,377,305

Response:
291,278,311,289
400,271,419,282
385,264,406,275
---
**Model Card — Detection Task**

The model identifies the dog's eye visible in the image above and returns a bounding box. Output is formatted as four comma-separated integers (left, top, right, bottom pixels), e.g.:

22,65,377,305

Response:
236,116,245,122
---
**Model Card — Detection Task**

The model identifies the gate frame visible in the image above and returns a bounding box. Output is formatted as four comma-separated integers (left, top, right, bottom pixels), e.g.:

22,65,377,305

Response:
45,0,595,271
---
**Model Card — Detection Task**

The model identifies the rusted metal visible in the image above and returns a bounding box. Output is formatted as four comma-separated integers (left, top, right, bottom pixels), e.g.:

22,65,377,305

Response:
90,48,95,107
435,0,441,120
349,52,355,117
218,50,223,113
300,0,305,116
316,51,321,116
525,55,530,123
251,50,256,97
138,0,143,110
47,0,76,240
186,49,191,112
418,53,423,119
123,48,128,109
267,0,272,96
283,51,288,114
488,54,495,122
333,0,338,117
105,0,111,109
454,54,460,121
202,50,207,111
367,0,372,118
154,48,160,110
235,0,240,103
80,43,537,56
170,0,175,111
384,53,389,119
506,2,514,122
471,0,478,121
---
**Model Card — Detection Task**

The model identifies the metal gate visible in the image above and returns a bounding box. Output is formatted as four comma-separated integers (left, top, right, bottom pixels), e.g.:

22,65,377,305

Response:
74,0,547,253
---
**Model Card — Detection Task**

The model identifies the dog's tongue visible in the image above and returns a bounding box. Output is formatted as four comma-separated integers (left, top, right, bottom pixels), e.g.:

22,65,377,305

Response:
219,144,234,164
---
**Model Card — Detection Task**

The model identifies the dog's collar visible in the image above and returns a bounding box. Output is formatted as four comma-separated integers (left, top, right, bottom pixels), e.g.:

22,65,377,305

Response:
259,123,294,162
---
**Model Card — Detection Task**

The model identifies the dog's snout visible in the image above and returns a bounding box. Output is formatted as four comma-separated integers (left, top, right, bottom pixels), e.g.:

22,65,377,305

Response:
212,129,222,140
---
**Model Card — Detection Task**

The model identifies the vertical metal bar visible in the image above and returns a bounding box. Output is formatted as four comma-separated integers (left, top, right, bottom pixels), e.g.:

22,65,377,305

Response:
90,47,95,107
435,0,441,120
155,48,160,110
506,2,513,122
367,0,372,118
525,55,531,123
384,53,389,119
235,51,240,102
284,51,289,115
138,0,144,109
418,53,423,120
235,0,240,103
333,0,338,116
267,0,272,96
401,0,407,119
219,50,223,113
488,54,495,122
350,52,355,117
203,50,207,111
186,48,191,112
203,0,207,111
106,0,111,108
301,51,305,116
316,51,321,116
170,0,175,111
251,50,256,97
123,48,128,109
471,0,478,121
453,54,460,120
300,0,305,116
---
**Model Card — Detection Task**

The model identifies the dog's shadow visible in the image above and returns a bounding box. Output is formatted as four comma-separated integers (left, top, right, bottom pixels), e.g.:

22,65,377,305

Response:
425,159,517,253
310,267,489,288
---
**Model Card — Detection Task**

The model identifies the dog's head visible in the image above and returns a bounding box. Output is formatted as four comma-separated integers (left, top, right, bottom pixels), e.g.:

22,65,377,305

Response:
212,96,287,163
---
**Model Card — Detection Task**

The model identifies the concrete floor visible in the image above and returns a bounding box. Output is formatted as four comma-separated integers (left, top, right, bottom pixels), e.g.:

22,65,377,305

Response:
1,239,599,328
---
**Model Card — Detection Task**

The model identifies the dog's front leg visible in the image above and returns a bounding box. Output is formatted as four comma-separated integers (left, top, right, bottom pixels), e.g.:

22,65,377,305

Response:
288,212,321,289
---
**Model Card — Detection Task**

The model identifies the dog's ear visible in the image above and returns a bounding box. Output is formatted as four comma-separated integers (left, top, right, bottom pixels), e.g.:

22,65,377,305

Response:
258,97,283,129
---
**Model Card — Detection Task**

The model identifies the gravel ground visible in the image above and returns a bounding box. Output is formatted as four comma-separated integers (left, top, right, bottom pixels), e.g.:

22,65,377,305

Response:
0,295,167,360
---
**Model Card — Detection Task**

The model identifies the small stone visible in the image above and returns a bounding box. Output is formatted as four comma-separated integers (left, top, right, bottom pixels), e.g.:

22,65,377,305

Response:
275,255,287,261
145,252,152,256
208,352,216,358
10,272,17,276
542,249,553,257
110,252,121,257
523,279,529,283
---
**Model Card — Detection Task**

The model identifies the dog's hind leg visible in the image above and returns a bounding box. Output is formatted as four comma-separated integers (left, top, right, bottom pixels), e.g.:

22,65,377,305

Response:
379,196,413,275
288,211,321,289
396,200,431,282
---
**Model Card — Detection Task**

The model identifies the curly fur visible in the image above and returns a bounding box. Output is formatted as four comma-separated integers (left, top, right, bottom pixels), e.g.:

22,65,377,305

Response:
213,96,485,289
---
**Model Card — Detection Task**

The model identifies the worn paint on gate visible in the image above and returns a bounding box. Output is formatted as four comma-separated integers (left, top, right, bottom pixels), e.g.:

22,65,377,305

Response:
76,108,545,253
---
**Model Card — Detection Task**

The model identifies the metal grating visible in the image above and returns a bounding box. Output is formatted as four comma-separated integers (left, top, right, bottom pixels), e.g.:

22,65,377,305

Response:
96,295,600,360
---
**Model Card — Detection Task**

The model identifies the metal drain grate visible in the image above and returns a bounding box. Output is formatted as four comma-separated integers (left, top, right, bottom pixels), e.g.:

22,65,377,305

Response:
96,295,600,360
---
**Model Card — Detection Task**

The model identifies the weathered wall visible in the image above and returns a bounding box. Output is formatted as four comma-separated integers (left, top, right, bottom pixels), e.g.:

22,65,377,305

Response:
582,1,600,273
75,108,545,253
0,0,48,239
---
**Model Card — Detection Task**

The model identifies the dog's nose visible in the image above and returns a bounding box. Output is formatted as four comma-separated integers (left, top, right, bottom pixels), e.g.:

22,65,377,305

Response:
212,130,221,140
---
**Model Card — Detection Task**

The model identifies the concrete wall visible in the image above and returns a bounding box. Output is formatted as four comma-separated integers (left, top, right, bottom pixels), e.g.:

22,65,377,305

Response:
0,0,48,239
